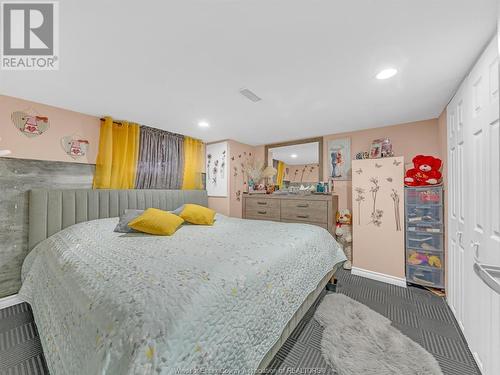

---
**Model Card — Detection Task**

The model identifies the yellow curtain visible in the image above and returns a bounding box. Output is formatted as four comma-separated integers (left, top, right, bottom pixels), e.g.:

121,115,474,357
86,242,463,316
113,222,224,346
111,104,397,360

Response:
276,161,285,189
93,117,140,189
182,137,204,190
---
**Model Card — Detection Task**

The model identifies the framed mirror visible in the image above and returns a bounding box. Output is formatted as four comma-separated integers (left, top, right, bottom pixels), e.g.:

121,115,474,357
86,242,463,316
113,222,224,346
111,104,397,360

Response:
265,137,323,190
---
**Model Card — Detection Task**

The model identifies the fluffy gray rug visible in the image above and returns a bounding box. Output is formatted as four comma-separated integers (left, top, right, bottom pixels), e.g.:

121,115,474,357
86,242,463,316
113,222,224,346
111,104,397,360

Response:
315,294,443,375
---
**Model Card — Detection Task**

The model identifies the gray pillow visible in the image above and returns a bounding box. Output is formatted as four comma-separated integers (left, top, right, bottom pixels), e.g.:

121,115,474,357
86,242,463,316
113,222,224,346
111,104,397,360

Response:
170,205,184,216
114,209,144,233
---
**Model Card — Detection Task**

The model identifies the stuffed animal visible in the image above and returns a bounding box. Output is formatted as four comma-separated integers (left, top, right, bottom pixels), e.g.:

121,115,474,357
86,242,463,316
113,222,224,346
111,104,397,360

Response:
404,155,442,186
335,209,353,270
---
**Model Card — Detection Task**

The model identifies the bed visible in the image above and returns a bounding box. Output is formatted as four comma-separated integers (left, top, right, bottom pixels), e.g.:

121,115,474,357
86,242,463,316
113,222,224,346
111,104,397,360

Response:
20,189,346,375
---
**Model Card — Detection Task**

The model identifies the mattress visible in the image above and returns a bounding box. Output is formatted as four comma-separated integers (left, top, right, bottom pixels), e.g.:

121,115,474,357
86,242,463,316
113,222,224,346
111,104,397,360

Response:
19,214,346,374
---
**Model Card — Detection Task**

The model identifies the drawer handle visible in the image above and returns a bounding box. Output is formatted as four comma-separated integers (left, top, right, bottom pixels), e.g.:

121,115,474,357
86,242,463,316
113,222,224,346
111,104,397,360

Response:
297,215,309,219
297,204,309,208
257,202,267,205
257,210,267,215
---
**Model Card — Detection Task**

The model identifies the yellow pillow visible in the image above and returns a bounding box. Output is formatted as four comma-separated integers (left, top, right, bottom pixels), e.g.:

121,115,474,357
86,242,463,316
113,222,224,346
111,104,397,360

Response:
179,204,216,225
128,208,184,235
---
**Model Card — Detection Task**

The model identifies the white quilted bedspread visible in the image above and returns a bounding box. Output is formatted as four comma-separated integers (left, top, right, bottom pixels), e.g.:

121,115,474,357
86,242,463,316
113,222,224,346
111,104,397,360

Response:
19,214,345,375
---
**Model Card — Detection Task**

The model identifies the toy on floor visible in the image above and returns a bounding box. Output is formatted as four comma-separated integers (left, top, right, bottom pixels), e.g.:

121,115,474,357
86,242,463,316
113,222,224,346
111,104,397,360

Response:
335,208,352,270
404,155,442,186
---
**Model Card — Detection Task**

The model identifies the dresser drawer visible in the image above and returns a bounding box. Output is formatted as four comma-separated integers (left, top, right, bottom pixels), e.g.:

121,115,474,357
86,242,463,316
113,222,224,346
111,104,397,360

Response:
281,200,328,223
245,207,280,220
244,198,280,220
245,197,279,210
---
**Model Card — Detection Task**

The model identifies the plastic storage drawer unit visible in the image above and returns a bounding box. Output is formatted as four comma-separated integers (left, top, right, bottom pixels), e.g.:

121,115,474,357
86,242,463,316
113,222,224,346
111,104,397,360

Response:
405,185,445,289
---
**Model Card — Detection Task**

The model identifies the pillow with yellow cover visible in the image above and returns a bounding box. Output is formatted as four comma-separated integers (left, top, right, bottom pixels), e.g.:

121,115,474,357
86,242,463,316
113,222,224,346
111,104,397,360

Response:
128,208,184,235
179,204,216,225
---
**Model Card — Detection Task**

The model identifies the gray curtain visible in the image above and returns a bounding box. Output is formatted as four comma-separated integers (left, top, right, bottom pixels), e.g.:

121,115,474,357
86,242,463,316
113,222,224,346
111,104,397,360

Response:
135,126,185,189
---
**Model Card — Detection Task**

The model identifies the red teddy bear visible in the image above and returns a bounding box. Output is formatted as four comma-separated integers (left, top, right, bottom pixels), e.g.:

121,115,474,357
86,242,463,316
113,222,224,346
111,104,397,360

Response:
404,155,442,186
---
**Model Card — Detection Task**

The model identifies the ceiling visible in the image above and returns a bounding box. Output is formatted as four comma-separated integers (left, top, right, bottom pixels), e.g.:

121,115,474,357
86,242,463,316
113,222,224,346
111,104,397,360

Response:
1,0,497,145
270,142,319,165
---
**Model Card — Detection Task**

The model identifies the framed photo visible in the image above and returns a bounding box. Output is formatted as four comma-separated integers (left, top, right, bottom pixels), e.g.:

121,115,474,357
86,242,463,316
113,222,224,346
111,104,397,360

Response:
328,138,351,180
380,138,393,157
206,141,228,197
370,139,383,158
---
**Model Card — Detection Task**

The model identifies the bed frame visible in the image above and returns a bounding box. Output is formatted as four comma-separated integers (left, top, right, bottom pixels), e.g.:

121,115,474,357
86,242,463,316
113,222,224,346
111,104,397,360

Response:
28,189,208,250
27,188,338,370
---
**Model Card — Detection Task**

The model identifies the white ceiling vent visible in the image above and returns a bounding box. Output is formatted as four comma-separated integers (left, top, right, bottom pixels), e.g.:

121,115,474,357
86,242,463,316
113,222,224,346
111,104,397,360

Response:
239,88,262,102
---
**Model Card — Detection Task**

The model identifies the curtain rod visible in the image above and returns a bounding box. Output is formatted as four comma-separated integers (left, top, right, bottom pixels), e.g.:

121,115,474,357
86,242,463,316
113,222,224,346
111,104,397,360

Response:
99,118,203,142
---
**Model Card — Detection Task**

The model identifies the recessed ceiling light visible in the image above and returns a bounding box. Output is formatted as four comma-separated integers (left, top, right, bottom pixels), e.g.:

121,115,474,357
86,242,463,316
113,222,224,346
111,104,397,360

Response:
198,120,210,128
376,68,398,80
290,154,298,158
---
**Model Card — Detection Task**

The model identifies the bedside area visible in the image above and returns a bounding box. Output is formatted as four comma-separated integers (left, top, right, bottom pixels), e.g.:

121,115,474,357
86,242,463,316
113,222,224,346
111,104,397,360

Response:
242,194,338,235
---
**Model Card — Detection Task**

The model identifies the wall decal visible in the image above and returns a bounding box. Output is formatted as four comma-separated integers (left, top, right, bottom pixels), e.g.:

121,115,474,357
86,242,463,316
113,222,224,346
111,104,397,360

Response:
328,138,351,180
206,141,228,197
232,153,250,200
369,177,383,226
61,135,89,159
391,189,402,231
354,187,365,225
11,110,50,138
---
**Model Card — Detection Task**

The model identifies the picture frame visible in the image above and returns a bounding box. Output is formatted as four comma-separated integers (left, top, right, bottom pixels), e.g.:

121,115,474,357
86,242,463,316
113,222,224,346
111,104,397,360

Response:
328,138,351,181
205,141,228,197
370,139,383,159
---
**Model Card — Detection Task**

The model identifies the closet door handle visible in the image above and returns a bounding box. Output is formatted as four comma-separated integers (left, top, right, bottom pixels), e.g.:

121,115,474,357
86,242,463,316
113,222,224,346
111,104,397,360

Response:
473,262,500,295
297,204,309,208
470,241,480,260
257,202,267,205
297,215,309,219
257,210,267,215
456,231,463,242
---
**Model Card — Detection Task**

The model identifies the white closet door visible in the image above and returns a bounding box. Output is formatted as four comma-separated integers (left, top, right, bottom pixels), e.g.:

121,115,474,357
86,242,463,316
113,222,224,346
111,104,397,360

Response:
468,36,500,375
447,82,469,334
448,35,500,375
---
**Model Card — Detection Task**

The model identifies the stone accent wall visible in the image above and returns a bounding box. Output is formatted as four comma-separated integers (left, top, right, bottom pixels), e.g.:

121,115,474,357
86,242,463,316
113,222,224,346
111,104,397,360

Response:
0,157,94,298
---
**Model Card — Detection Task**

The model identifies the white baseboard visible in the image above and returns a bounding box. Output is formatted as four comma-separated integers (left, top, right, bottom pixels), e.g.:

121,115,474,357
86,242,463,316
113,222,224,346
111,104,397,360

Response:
351,267,407,288
0,294,24,309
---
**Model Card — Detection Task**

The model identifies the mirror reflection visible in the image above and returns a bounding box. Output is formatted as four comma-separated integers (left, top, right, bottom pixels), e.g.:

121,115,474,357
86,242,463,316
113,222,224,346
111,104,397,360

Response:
268,142,320,190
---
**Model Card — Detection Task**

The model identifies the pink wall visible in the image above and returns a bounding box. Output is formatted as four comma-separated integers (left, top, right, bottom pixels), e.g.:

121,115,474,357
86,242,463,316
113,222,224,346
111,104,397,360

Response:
207,140,263,217
0,95,100,164
322,118,441,211
247,119,442,216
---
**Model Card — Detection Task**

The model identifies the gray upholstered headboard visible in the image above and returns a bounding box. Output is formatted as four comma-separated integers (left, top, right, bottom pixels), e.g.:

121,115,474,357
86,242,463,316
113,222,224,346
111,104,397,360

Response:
28,189,208,250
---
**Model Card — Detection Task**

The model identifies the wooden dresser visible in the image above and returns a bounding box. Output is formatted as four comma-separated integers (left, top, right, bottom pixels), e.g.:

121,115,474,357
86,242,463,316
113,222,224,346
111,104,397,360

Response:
242,194,338,235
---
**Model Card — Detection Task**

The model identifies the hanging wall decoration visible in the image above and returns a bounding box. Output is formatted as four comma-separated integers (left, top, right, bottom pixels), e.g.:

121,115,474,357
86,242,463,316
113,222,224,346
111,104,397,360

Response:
61,135,90,159
206,141,228,197
328,138,351,180
11,110,50,138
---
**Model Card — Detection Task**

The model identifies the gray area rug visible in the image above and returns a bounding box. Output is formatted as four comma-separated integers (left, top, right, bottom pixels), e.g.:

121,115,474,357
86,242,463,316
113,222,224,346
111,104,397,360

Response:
315,293,443,375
